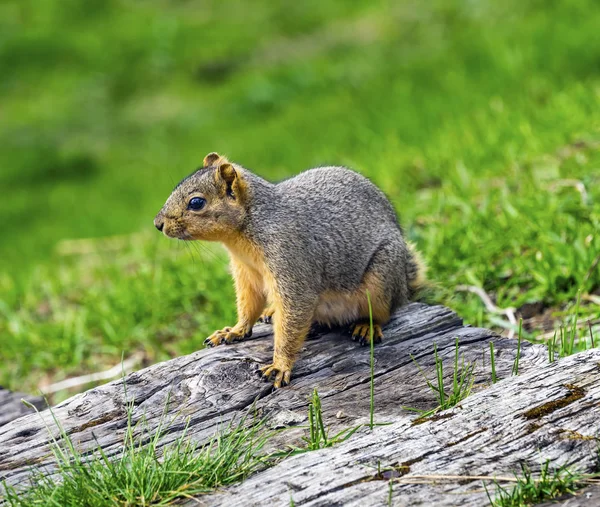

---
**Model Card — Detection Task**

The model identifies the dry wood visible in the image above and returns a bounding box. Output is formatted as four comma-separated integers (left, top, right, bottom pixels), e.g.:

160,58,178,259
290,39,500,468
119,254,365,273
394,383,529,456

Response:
0,302,553,503
194,349,600,506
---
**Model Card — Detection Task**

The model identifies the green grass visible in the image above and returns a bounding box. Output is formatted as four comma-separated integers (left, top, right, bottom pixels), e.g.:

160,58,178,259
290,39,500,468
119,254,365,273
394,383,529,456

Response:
489,342,498,384
544,292,598,362
0,234,236,397
512,319,523,376
486,461,587,507
406,338,476,418
1,0,600,394
2,400,270,506
280,389,361,454
547,322,596,363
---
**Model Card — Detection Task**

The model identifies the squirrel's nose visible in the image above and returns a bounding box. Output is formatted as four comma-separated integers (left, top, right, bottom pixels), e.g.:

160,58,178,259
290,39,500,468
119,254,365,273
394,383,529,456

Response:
154,218,164,232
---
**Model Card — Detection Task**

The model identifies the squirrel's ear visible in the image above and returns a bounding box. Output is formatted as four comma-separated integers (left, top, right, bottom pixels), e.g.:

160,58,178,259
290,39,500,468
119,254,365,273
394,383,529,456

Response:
215,160,245,199
218,163,237,186
203,152,221,168
216,162,244,199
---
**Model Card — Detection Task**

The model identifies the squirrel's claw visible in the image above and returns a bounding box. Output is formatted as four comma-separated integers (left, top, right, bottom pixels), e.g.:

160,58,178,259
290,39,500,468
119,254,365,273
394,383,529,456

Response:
204,326,252,347
351,323,383,347
259,364,292,389
257,307,275,324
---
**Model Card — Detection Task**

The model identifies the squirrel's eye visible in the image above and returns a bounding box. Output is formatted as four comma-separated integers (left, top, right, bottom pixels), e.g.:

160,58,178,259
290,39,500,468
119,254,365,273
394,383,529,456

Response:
188,197,206,210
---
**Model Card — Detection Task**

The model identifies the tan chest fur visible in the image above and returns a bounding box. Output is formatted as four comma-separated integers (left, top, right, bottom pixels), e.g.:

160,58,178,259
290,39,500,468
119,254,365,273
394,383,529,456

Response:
224,234,277,302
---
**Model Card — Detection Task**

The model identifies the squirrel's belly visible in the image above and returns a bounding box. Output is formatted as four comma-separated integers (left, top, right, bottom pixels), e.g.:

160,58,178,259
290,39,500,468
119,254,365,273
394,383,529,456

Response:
313,291,360,326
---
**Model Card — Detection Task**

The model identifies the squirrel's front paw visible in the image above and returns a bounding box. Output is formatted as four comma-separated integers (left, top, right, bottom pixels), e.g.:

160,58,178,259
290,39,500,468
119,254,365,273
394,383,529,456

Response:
258,363,292,389
204,326,252,347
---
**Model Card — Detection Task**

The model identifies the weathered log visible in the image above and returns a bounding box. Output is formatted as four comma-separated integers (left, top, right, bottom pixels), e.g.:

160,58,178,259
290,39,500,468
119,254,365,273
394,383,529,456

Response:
194,349,600,506
0,303,548,497
0,389,44,428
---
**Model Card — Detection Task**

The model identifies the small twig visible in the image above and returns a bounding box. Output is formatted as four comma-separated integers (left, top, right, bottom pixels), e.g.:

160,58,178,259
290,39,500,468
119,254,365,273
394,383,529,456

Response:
40,354,143,394
547,179,588,205
456,285,517,339
388,473,600,485
582,294,600,306
404,473,517,482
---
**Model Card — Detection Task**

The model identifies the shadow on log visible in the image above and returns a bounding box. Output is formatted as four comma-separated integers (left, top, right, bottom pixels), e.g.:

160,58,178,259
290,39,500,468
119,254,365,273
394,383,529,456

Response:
1,303,576,504
0,389,44,429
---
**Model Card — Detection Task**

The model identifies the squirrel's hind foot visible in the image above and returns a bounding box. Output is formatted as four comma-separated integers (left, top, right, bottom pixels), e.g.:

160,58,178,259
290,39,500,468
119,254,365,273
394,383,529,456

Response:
350,322,383,347
258,363,292,389
204,326,252,347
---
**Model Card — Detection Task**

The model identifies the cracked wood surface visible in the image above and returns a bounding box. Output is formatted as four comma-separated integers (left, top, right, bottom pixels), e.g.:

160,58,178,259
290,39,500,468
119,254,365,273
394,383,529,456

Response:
195,350,600,506
0,303,547,495
0,389,44,429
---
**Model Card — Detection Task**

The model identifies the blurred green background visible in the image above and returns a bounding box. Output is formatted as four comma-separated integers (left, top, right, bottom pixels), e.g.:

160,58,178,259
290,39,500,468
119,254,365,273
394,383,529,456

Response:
1,0,599,398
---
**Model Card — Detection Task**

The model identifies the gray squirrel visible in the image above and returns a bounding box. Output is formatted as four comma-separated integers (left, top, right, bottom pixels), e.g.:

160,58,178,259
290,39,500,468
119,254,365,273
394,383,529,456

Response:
154,153,426,388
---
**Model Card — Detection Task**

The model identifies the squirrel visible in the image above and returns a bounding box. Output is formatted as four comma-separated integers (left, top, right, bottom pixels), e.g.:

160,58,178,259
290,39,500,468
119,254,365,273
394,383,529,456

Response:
154,153,426,388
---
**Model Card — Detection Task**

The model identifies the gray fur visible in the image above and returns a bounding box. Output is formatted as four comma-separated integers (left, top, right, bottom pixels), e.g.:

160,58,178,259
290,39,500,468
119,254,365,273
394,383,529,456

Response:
241,166,415,316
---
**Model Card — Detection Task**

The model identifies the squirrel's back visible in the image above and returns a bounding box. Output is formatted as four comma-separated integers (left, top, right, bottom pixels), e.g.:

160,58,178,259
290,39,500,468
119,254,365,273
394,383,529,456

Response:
246,166,423,304
277,167,398,227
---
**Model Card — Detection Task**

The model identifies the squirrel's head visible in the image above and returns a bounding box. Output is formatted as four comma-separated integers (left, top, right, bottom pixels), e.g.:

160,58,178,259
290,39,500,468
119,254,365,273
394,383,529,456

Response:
154,153,248,242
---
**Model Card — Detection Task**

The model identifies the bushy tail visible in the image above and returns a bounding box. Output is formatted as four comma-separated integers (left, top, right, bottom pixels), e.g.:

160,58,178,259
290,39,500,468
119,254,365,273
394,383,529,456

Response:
406,242,428,298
